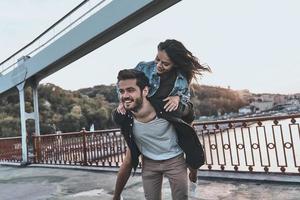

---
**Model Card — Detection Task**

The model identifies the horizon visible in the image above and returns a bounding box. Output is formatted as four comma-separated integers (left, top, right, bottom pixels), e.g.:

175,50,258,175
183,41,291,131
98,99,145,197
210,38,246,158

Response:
1,1,300,95
40,81,300,96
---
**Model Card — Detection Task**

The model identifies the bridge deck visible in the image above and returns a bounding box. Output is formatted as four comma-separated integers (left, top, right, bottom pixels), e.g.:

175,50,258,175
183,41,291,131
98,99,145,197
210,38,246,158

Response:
0,165,299,200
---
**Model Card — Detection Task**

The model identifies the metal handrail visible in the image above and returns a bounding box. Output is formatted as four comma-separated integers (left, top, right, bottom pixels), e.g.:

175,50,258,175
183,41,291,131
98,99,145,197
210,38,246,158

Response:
193,113,300,126
32,128,120,138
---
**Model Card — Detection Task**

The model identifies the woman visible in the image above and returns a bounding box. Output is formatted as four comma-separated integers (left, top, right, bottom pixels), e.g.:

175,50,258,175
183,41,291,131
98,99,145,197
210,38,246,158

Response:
118,39,210,119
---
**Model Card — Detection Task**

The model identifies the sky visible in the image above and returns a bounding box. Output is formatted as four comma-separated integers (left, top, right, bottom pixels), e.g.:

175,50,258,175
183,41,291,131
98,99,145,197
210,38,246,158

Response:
1,0,300,94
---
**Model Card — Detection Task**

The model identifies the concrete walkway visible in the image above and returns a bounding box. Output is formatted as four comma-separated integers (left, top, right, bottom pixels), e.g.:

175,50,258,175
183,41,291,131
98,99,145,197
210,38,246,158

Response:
0,166,300,200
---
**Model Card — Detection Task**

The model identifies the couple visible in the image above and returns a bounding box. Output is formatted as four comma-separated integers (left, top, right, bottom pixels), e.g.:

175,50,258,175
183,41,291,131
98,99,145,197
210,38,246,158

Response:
113,39,208,200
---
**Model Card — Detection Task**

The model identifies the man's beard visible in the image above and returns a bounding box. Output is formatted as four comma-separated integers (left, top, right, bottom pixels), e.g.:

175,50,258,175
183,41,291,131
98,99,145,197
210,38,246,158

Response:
131,97,143,112
122,96,143,112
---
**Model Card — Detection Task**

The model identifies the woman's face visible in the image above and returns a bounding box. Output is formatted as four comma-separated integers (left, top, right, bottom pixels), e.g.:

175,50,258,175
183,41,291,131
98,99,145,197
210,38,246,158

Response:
155,50,174,74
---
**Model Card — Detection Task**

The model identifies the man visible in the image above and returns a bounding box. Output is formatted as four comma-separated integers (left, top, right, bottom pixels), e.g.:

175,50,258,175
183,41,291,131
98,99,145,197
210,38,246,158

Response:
113,69,204,200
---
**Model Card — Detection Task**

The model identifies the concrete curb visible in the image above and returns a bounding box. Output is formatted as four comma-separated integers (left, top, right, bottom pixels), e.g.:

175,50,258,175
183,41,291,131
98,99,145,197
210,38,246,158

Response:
0,162,142,174
0,162,21,167
1,162,300,184
198,170,300,184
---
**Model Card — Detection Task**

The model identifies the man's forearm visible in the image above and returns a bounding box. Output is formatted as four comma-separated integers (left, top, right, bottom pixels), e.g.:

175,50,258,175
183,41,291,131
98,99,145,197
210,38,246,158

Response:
113,161,132,199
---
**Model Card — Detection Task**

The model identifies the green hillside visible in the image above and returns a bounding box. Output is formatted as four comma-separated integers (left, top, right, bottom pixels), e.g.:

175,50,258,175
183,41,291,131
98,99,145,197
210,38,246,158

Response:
0,83,246,137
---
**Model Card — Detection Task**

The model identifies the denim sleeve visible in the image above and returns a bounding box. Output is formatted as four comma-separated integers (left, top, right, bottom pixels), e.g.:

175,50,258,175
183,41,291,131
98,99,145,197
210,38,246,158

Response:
171,73,191,105
173,84,194,123
134,61,145,71
176,87,191,105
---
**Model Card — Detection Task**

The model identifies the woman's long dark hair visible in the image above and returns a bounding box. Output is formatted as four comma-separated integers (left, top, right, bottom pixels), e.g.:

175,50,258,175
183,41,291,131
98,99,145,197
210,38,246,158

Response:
158,39,211,84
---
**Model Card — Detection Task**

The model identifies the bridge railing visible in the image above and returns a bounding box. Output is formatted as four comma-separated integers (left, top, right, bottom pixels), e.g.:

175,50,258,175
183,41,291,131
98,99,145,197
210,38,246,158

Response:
0,136,22,162
1,114,300,175
193,114,300,174
33,128,126,167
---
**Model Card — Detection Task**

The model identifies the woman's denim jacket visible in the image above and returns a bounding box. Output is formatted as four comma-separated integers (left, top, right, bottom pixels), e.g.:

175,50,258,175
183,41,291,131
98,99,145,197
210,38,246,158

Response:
135,61,190,105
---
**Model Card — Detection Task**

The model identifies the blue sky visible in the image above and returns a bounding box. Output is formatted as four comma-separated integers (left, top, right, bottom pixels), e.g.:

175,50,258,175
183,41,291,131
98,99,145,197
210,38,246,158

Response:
1,0,300,94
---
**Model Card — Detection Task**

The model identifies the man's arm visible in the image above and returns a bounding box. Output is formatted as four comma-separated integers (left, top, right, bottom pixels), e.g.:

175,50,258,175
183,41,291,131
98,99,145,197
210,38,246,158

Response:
113,149,132,200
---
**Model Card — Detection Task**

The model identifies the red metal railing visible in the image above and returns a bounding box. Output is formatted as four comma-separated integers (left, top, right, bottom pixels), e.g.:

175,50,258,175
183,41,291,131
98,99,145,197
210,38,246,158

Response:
0,136,22,162
193,114,300,174
33,129,127,167
1,114,300,175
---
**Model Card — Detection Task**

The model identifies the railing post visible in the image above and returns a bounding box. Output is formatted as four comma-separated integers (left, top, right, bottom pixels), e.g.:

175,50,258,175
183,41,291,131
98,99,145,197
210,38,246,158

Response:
33,134,41,163
82,128,88,166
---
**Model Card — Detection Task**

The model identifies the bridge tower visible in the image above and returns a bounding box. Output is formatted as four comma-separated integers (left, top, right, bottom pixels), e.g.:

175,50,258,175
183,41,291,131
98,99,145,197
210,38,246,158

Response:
16,56,40,164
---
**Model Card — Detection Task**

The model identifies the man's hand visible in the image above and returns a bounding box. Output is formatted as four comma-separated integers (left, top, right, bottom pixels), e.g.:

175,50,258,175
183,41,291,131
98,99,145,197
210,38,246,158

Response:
117,103,126,115
188,167,198,183
113,150,131,200
163,96,180,112
113,195,120,200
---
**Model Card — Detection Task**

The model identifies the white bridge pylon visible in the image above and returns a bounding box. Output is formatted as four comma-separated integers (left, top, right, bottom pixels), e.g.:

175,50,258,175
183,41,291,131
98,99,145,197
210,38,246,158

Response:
0,0,181,164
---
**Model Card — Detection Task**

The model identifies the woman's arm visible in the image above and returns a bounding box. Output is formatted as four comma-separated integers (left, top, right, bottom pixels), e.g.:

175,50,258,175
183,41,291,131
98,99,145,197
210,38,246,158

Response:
176,86,191,105
112,109,128,126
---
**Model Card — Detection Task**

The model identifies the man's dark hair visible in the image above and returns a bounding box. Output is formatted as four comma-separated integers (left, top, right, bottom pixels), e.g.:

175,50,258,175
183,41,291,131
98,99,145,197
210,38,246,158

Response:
117,69,150,90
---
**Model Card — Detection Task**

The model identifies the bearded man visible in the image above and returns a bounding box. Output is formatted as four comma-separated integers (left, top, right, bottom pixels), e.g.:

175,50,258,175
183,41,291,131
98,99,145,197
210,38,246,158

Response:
113,69,204,200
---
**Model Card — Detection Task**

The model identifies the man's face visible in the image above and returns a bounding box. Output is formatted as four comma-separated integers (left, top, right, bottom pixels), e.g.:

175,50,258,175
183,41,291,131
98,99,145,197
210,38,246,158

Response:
118,79,145,112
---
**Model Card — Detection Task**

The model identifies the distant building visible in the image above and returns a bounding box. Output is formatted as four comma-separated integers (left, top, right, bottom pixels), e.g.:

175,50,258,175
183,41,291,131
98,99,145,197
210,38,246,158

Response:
239,106,252,115
251,101,274,112
293,93,300,99
287,99,300,105
274,94,286,105
260,94,275,102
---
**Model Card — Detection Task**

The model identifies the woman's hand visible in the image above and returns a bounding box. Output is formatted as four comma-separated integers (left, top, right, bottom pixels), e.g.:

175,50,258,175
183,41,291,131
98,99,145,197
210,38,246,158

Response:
117,103,126,115
163,96,180,112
